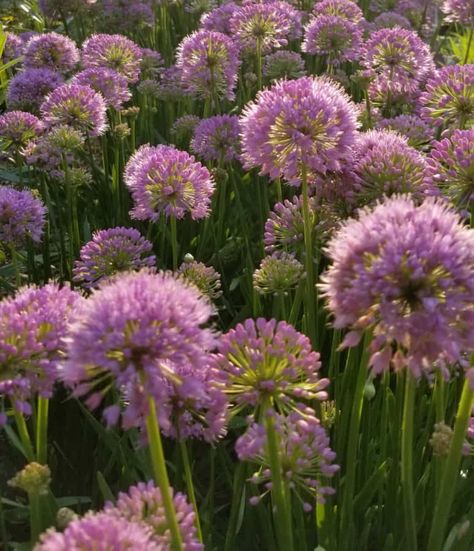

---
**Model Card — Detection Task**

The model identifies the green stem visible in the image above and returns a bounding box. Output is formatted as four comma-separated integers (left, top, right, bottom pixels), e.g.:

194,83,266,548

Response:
256,38,263,91
169,216,179,270
427,378,474,551
35,397,49,465
29,492,41,545
179,440,203,543
9,246,21,287
145,396,184,551
13,409,35,462
401,371,418,551
463,27,473,65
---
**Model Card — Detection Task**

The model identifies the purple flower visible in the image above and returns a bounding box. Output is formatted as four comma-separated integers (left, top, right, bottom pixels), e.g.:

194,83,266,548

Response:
426,129,474,209
0,111,44,148
0,283,81,400
442,0,474,24
263,50,306,81
0,186,46,247
177,258,222,300
125,144,215,221
320,195,474,377
376,114,434,147
73,227,156,289
2,33,24,64
312,0,364,23
302,15,362,65
140,48,163,80
40,84,107,137
176,30,240,101
190,115,241,162
6,68,64,113
71,67,130,110
171,115,201,144
62,270,217,432
101,0,155,30
34,512,160,551
200,1,238,34
371,11,412,30
419,64,474,130
81,34,142,83
23,32,79,74
240,76,359,185
253,252,304,295
236,407,338,508
104,481,203,551
214,318,329,414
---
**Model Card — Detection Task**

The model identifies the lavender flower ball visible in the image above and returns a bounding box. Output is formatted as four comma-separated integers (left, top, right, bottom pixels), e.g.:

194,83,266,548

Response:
302,15,362,65
177,258,223,300
105,482,203,551
200,1,238,34
214,318,329,414
40,84,107,137
81,34,142,83
426,129,474,209
0,111,44,148
0,186,46,247
376,114,434,147
313,0,364,22
320,195,474,377
71,67,131,110
171,115,201,144
263,50,306,81
73,227,156,289
419,64,474,130
34,512,160,551
23,32,79,74
240,76,359,185
176,30,240,101
125,144,215,221
371,11,412,30
2,33,24,64
190,115,241,162
6,68,64,113
253,252,305,295
442,0,474,24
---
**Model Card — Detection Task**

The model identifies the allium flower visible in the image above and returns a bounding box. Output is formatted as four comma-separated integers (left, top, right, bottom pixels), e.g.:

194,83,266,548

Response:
371,11,412,30
190,115,241,162
442,0,474,24
140,48,163,80
240,76,359,185
313,0,364,23
320,195,474,376
177,257,222,300
253,252,304,295
105,482,203,551
171,115,201,144
71,67,131,110
0,186,46,247
73,227,156,289
2,33,24,64
263,50,306,81
6,68,64,113
101,0,154,30
0,283,81,401
81,34,142,83
426,130,474,209
0,111,43,149
214,318,329,414
352,130,430,206
23,32,79,74
176,30,240,101
40,84,107,137
34,512,159,551
8,462,51,496
419,64,474,130
200,1,238,34
302,15,362,65
155,65,190,102
62,270,218,433
376,114,434,147
236,407,338,508
125,144,215,221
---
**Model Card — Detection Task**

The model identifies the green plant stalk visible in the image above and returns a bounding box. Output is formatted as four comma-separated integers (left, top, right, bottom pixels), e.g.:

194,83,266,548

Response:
13,408,35,462
401,371,418,551
170,215,179,270
427,378,474,551
463,27,473,65
9,245,21,287
145,396,184,551
36,397,49,465
179,440,203,543
256,37,263,91
29,492,42,545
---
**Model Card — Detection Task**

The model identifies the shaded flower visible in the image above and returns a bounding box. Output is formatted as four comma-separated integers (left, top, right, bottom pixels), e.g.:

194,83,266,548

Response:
376,114,434,147
2,33,24,64
320,195,474,377
140,48,163,80
253,252,304,295
177,257,222,300
6,68,64,113
190,115,241,162
71,67,131,110
312,0,364,23
171,115,201,144
263,50,306,81
442,0,474,24
9,463,51,496
0,111,43,150
371,11,412,30
200,1,238,34
23,32,79,74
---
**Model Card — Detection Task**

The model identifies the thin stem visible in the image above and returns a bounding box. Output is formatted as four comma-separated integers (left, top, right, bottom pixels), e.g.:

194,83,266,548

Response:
145,396,184,551
13,408,35,462
256,37,263,91
169,216,179,270
463,27,473,65
29,492,41,545
35,397,49,465
9,246,21,287
179,440,203,543
401,371,418,551
427,378,474,551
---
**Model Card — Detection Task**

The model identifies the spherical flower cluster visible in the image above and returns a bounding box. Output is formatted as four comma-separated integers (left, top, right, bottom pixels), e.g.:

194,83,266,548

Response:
200,1,238,34
125,144,215,221
320,195,474,377
6,68,64,113
171,115,201,145
371,11,412,30
176,30,240,101
105,482,203,551
240,76,359,185
101,0,155,30
71,67,131,110
312,0,364,23
0,283,81,400
140,48,163,80
253,252,304,295
23,32,79,74
214,318,329,414
34,512,160,551
0,111,43,149
73,227,156,289
177,258,222,300
419,64,474,130
442,0,474,24
376,114,434,147
81,34,142,83
2,33,24,64
236,407,338,508
0,186,46,247
302,15,362,65
426,129,474,209
40,84,107,137
190,115,241,163
263,50,306,81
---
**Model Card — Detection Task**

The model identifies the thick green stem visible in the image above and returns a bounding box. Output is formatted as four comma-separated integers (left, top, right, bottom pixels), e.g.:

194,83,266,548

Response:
401,371,418,551
256,38,263,91
145,396,184,551
427,378,474,551
9,246,21,287
13,409,35,462
463,27,473,65
35,397,49,465
179,440,203,543
169,216,178,270
29,492,41,545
